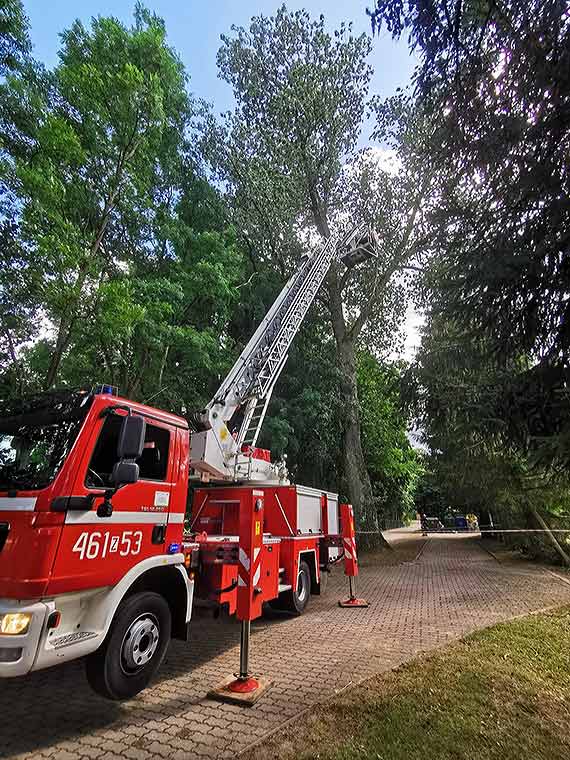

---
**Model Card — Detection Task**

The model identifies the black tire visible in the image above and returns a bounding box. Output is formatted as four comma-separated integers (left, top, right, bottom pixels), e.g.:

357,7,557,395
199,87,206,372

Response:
281,560,311,614
86,591,171,700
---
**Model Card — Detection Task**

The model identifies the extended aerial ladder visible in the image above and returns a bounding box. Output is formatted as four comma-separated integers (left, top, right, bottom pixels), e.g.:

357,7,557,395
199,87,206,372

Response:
190,223,380,482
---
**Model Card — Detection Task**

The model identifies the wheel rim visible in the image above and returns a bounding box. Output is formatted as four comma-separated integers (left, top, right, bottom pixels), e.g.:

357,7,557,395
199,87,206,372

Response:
120,613,160,674
297,569,309,603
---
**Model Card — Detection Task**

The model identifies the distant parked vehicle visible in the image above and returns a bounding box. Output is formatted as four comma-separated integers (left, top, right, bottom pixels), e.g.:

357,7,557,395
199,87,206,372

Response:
442,514,456,531
421,516,445,533
454,515,468,531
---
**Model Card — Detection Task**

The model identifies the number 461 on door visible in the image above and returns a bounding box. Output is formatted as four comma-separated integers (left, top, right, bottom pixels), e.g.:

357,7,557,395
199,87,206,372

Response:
72,530,143,560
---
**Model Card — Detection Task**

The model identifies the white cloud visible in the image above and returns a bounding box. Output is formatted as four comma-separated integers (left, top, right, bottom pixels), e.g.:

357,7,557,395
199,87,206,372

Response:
364,145,401,176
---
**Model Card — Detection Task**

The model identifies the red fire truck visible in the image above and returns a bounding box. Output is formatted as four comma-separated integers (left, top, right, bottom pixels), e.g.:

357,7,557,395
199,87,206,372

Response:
0,225,377,701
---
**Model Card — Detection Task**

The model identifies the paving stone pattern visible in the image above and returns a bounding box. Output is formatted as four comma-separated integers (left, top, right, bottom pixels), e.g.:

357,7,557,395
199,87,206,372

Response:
2,534,570,760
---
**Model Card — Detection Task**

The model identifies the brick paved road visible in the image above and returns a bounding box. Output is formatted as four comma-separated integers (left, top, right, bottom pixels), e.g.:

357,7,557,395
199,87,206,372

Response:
2,534,570,760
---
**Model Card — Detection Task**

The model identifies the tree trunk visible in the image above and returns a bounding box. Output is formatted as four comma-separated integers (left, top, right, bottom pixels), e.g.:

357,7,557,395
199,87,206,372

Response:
44,312,74,390
157,344,170,389
336,336,391,551
43,145,132,390
532,507,570,567
310,208,390,552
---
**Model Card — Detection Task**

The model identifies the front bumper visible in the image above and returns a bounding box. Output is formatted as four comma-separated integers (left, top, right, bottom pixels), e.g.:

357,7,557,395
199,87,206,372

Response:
0,598,49,677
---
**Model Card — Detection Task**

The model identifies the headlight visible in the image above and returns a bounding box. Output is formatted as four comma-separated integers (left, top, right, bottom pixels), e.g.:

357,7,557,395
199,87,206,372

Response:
0,612,32,635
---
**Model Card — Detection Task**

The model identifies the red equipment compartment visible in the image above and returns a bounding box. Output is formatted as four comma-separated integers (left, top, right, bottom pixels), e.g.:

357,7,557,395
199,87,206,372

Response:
196,559,239,615
191,488,283,619
190,484,338,601
195,536,280,615
191,484,338,539
278,535,320,589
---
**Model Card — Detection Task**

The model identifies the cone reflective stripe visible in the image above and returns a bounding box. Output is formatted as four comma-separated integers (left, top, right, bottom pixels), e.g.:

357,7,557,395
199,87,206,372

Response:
343,535,357,564
236,490,264,621
340,503,358,577
338,503,369,608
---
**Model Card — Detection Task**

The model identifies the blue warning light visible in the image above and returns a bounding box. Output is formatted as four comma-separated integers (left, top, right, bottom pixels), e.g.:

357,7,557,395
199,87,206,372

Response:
93,384,119,396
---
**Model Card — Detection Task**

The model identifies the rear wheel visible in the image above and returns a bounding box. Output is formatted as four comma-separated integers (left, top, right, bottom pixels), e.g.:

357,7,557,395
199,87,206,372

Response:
86,591,171,700
280,559,311,614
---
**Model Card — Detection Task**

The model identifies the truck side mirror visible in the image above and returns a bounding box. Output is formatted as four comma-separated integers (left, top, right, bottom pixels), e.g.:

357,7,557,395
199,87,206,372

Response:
97,461,140,518
97,415,145,518
117,414,146,459
111,460,140,486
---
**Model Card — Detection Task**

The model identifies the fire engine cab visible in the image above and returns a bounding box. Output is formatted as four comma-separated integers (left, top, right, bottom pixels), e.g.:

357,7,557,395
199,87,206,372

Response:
0,225,377,700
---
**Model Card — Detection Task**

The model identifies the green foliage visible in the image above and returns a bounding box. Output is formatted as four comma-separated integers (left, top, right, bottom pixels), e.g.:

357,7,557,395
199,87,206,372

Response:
369,0,570,555
411,315,570,557
215,5,372,237
373,0,570,461
358,352,421,526
413,462,447,519
0,5,244,412
260,318,343,492
257,330,419,523
2,4,193,385
0,218,34,397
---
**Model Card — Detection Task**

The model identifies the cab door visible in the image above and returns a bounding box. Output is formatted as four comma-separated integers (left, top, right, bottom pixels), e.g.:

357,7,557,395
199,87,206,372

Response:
47,412,177,595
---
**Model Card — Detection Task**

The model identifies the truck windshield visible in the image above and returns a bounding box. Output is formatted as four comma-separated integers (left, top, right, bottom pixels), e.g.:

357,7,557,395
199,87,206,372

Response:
0,390,93,491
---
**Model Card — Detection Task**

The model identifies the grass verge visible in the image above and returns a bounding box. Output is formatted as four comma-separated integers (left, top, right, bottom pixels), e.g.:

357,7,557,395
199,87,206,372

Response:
247,606,570,760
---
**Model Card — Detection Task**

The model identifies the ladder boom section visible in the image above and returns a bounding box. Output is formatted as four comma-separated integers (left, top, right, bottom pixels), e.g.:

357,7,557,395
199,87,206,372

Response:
191,222,378,482
213,223,370,420
213,255,313,416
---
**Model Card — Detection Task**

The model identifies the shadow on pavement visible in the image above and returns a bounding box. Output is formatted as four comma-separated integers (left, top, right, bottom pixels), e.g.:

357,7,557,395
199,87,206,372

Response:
0,599,301,757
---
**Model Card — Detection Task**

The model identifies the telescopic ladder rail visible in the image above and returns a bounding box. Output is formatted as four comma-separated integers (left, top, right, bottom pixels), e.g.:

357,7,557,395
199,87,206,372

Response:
206,223,377,465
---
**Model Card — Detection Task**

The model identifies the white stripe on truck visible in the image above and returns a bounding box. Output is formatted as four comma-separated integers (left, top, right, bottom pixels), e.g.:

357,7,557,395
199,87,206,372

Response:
0,497,37,511
65,511,185,525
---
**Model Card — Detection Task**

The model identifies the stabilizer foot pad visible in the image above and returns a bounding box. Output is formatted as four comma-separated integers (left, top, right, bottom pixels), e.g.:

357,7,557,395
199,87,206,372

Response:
207,675,273,706
338,597,369,608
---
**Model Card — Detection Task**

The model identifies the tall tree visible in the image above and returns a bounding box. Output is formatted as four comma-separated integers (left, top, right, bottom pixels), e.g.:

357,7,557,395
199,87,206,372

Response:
0,1,37,392
1,4,193,389
206,7,431,545
370,0,570,465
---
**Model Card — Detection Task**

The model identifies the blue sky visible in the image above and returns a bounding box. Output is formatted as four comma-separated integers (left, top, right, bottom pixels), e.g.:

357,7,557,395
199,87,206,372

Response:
22,1,416,125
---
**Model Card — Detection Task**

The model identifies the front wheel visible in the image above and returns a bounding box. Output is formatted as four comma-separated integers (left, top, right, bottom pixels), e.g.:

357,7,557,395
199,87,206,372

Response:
86,591,171,700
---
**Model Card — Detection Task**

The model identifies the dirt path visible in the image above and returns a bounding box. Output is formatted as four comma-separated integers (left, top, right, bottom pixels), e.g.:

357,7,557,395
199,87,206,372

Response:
2,533,569,760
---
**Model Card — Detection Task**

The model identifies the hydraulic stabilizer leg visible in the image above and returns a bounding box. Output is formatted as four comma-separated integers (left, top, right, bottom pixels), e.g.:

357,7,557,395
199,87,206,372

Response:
208,490,273,706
